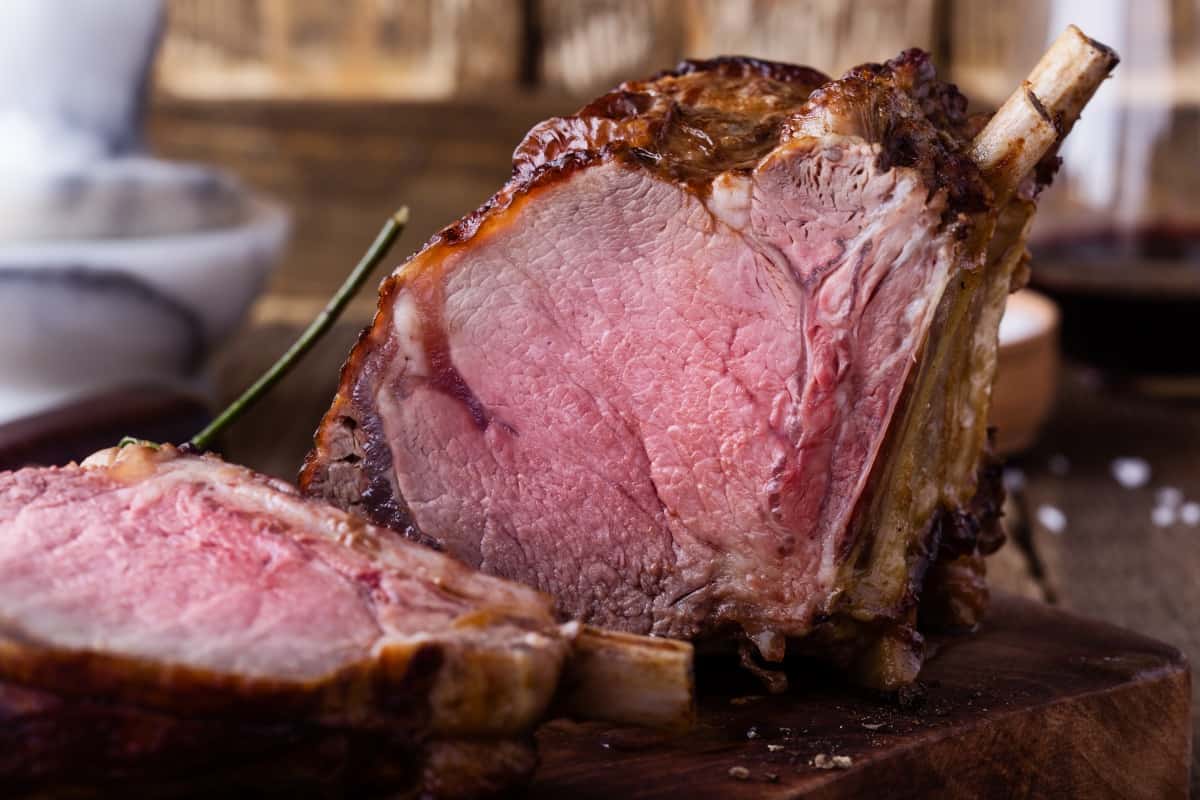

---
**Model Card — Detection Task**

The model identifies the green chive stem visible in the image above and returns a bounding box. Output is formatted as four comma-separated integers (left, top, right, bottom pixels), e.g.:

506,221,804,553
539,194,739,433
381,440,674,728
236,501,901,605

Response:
183,207,409,453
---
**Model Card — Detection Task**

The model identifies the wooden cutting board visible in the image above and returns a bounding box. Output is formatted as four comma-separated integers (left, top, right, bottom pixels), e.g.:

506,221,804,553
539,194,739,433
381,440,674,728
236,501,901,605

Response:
533,594,1191,799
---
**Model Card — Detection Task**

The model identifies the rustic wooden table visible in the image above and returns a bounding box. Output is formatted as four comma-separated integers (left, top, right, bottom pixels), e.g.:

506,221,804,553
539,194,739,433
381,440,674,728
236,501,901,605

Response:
149,98,1199,793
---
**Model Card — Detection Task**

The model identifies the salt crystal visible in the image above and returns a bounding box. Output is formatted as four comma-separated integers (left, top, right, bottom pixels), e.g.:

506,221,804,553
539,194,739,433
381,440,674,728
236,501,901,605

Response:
1036,505,1067,534
1048,454,1070,477
813,754,853,770
1181,503,1200,526
767,744,785,752
1002,467,1027,493
1111,458,1151,489
728,766,750,780
1156,487,1184,508
1151,506,1177,527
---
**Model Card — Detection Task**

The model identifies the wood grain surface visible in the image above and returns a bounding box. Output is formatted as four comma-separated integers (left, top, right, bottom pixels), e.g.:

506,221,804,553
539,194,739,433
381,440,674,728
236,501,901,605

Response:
533,594,1190,799
1009,368,1200,796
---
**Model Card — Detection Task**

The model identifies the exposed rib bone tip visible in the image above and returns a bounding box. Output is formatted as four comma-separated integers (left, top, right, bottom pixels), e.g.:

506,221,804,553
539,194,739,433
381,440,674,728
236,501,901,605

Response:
554,625,695,731
970,25,1118,197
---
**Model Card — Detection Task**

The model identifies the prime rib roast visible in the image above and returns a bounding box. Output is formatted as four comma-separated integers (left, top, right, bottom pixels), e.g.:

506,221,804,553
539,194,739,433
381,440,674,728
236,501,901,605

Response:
304,27,1116,690
0,444,691,797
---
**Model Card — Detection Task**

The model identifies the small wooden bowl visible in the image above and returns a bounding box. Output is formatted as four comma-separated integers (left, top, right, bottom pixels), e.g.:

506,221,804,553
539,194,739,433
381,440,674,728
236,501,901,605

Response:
991,289,1060,455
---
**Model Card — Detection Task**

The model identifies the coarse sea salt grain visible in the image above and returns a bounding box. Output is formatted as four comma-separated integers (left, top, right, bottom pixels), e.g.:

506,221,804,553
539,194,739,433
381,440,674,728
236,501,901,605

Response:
1156,487,1184,508
1181,502,1200,527
1152,506,1177,527
1037,505,1067,534
1111,457,1151,489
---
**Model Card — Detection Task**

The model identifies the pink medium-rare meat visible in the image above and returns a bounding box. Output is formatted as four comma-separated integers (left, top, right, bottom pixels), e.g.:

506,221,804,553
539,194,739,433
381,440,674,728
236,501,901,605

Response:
303,47,1114,688
0,446,561,714
0,444,692,798
315,143,953,638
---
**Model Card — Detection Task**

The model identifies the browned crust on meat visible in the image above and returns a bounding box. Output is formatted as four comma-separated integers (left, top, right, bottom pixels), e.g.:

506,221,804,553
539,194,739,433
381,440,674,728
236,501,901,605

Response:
0,621,446,727
919,444,1006,632
787,50,990,217
511,56,828,187
302,272,421,538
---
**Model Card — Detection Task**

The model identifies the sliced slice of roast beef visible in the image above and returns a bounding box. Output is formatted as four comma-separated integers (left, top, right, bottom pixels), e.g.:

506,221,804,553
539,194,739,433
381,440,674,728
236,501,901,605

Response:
303,30,1115,689
0,444,692,797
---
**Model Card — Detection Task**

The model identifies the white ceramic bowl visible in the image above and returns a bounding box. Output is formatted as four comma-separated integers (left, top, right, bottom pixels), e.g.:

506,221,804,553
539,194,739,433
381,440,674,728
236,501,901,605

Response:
0,157,249,241
0,196,288,424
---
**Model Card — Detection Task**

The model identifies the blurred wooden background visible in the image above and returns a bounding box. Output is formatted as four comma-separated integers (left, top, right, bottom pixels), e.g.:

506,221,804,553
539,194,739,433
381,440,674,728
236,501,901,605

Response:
159,0,940,99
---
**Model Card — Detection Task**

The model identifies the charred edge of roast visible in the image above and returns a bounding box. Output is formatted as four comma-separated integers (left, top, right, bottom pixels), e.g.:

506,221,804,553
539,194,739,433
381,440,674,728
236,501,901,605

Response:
937,442,1007,560
302,269,409,532
514,50,987,207
786,609,926,694
299,274,430,544
437,150,605,250
792,49,991,219
917,443,1007,633
0,610,447,726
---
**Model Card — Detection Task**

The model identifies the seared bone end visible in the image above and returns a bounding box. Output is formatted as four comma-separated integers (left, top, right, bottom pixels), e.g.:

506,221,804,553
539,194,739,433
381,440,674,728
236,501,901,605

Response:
555,624,695,732
970,24,1118,197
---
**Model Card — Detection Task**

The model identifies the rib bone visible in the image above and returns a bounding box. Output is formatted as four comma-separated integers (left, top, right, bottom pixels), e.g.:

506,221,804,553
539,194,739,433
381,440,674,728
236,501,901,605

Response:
970,25,1119,197
555,623,695,731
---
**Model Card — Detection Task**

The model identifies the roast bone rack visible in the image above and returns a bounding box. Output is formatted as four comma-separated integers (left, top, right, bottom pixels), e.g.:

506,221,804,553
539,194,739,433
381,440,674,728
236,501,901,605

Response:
108,27,1113,732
